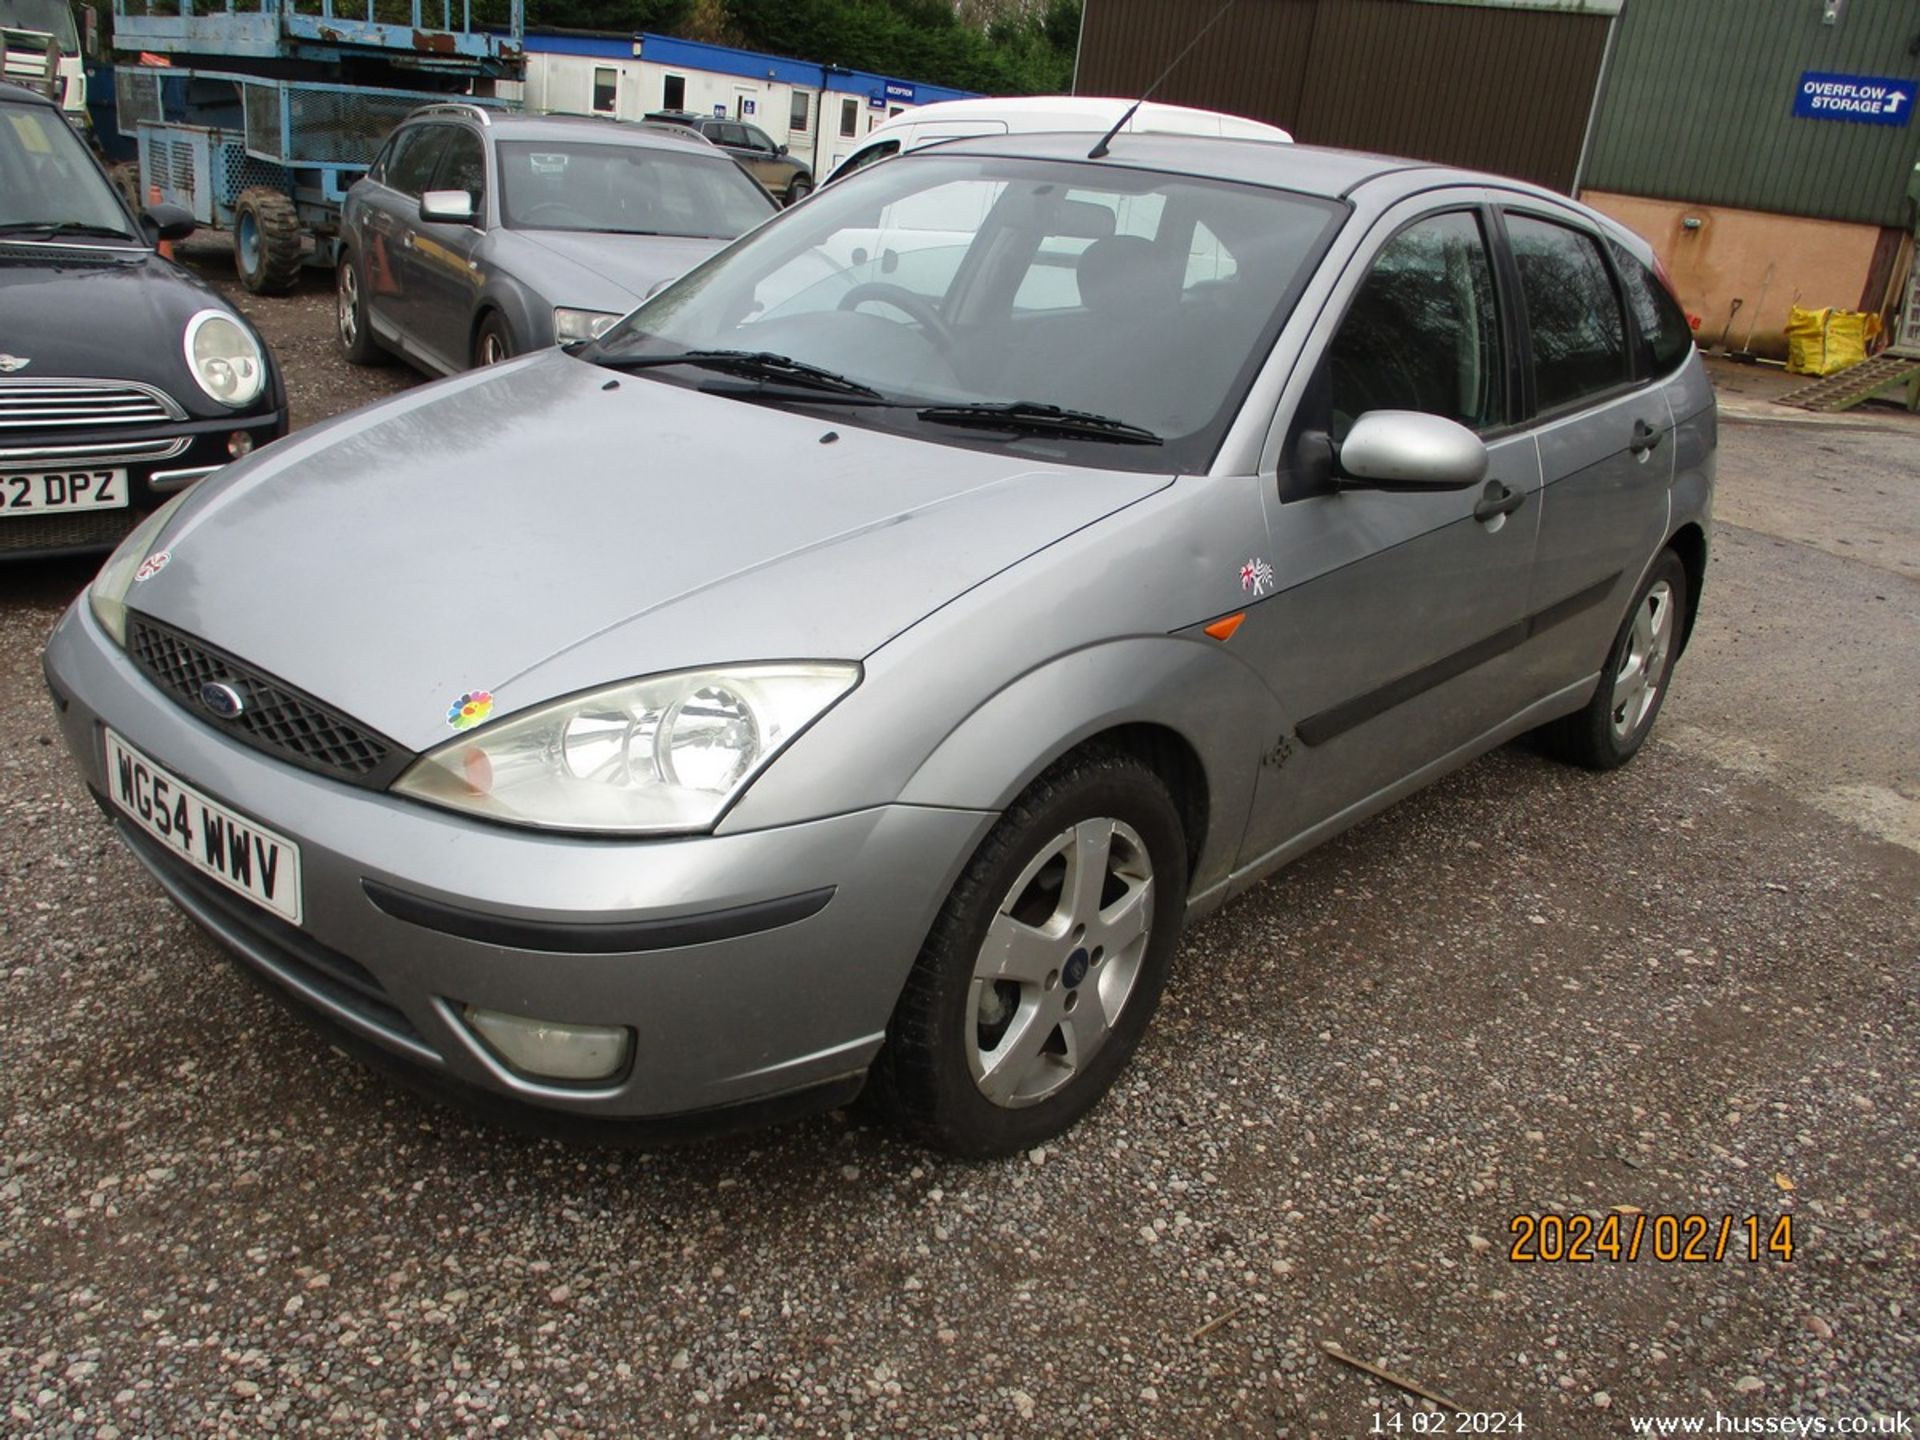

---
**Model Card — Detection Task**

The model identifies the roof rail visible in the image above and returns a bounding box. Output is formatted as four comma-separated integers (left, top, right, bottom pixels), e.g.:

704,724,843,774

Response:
407,101,494,126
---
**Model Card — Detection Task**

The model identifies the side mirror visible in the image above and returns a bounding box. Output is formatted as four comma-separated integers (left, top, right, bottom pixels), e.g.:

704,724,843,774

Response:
419,189,476,225
140,203,197,243
776,143,788,156
1338,410,1488,491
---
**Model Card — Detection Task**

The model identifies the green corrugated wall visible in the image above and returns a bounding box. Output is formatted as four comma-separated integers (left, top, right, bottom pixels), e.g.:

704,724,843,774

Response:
1585,0,1920,226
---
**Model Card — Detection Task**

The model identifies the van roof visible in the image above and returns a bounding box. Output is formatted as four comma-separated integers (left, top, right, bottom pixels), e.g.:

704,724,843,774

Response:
866,95,1291,144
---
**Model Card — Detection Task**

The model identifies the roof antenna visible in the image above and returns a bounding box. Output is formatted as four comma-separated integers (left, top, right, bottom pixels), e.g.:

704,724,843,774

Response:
1088,0,1240,159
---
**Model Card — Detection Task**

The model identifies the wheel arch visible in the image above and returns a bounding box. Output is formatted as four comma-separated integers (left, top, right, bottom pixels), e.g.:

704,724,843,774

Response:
1667,521,1707,655
883,638,1282,903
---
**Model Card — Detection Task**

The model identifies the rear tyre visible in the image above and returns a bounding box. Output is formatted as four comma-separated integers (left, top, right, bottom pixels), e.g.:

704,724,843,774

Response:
335,248,387,366
867,747,1188,1157
232,188,304,294
1533,549,1689,771
473,312,515,368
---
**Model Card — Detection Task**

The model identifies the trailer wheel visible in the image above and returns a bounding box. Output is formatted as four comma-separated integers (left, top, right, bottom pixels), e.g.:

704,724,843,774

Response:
233,188,304,294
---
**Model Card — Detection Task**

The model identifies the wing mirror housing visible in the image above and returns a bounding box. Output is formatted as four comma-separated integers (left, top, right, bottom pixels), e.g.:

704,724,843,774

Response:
419,190,476,224
1337,410,1488,491
140,203,197,243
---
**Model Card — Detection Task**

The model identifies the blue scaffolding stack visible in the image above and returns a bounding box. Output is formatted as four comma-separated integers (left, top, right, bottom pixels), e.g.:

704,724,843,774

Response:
112,0,524,290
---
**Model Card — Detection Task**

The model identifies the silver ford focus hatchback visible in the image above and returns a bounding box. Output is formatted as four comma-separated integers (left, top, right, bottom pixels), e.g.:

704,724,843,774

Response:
44,133,1714,1155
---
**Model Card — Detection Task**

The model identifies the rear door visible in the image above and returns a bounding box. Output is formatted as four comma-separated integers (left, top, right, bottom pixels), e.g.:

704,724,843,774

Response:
1495,205,1675,699
1234,196,1543,871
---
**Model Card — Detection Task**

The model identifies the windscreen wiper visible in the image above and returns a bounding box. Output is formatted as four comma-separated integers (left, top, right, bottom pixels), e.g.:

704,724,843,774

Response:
590,348,883,399
915,401,1163,446
0,221,138,240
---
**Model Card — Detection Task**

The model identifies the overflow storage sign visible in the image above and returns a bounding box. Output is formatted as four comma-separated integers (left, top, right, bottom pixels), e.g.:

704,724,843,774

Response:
1793,72,1915,127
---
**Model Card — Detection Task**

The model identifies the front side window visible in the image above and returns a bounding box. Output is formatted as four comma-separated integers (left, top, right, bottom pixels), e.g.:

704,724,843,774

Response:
431,128,485,215
385,125,453,199
0,98,134,235
742,125,776,154
591,67,617,116
588,155,1344,473
1328,210,1504,440
1506,212,1628,414
497,140,774,238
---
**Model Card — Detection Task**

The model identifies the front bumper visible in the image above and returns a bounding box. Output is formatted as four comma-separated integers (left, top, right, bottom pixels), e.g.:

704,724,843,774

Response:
43,598,994,1125
1,410,286,562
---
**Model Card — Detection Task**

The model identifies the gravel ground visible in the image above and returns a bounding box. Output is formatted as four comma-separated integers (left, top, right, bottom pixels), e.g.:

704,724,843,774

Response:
1,258,1915,1438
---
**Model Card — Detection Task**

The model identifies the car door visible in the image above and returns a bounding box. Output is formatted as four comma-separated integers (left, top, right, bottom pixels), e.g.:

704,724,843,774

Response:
1495,206,1675,698
403,124,489,371
369,123,453,360
1233,199,1544,874
353,125,444,345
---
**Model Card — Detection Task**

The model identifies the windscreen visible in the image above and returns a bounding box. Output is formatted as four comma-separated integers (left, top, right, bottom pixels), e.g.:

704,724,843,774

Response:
589,153,1343,473
0,0,79,53
0,99,132,235
497,140,776,239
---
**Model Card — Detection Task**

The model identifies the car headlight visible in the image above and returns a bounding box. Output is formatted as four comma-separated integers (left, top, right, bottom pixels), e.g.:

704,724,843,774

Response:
392,663,860,833
183,309,266,408
89,491,192,647
553,307,621,344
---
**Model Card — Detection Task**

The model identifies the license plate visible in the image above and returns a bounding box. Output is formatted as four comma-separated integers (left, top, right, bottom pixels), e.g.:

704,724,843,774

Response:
1,469,129,516
104,730,303,925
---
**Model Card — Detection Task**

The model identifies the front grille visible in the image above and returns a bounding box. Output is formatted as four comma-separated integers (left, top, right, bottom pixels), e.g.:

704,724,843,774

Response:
0,379,183,431
127,615,413,788
0,507,138,554
0,437,189,466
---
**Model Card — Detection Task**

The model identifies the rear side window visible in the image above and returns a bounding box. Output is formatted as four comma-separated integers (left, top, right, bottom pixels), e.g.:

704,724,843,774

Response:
1506,213,1629,413
1610,241,1694,377
385,126,452,199
1328,210,1505,439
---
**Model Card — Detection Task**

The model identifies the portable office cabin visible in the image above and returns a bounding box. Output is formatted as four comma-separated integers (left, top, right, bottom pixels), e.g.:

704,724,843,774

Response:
514,31,975,181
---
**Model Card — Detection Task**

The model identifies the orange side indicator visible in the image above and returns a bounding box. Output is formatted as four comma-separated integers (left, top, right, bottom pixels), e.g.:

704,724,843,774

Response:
1204,612,1245,642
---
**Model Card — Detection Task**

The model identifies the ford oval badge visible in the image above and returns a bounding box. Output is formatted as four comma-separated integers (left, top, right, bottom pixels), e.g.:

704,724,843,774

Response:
200,681,245,720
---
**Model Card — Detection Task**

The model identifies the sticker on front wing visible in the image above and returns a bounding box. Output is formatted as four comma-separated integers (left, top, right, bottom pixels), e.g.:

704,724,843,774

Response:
1239,557,1274,596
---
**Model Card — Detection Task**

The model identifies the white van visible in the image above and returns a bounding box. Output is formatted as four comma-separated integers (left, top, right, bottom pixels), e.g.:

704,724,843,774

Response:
822,95,1290,187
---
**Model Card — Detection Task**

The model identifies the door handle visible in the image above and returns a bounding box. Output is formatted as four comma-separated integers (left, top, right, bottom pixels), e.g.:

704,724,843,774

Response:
1630,419,1664,455
1473,479,1526,524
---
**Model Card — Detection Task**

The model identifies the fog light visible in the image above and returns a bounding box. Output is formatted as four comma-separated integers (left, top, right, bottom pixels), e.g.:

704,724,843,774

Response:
227,430,254,458
462,1005,632,1082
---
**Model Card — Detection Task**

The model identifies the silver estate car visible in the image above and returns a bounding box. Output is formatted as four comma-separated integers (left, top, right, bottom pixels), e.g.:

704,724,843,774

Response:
45,134,1713,1155
337,105,777,373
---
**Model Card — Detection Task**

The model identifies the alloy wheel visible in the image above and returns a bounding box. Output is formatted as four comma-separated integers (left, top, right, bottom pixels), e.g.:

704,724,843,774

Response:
337,263,358,348
966,817,1154,1108
1610,579,1675,741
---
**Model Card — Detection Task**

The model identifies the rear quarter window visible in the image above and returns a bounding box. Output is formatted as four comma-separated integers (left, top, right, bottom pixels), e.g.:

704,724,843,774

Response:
1610,241,1695,378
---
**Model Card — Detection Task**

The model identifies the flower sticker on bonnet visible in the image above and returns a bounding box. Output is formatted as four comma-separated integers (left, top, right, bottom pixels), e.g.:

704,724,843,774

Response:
447,690,494,730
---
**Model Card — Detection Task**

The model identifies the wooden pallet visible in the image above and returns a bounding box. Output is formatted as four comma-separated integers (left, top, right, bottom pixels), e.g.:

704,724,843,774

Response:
1775,348,1920,413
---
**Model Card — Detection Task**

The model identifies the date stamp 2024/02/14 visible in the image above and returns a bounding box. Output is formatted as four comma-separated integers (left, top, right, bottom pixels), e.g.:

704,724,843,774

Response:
1507,1212,1794,1264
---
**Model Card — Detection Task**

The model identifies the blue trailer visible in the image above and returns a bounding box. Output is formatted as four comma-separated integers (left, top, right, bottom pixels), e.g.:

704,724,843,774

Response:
111,0,523,291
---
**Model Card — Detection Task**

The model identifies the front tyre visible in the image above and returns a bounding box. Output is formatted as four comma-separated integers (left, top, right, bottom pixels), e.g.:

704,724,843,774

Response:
870,748,1187,1156
1535,549,1689,770
473,312,515,368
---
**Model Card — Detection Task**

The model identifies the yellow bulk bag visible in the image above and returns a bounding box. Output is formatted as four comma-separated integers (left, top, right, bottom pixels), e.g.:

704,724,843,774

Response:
1785,306,1883,376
